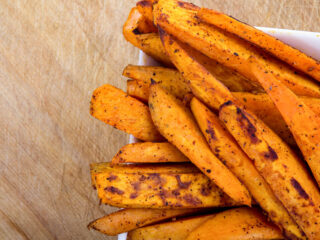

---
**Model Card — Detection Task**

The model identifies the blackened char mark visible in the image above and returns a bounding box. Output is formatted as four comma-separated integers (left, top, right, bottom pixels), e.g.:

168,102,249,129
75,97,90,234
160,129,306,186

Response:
263,146,278,161
137,0,152,7
149,173,163,185
106,174,117,181
200,182,213,196
235,106,260,144
130,192,138,199
206,120,217,140
183,194,202,206
290,178,309,200
177,1,200,10
104,186,124,195
229,15,249,25
132,28,141,35
175,175,191,189
131,182,141,191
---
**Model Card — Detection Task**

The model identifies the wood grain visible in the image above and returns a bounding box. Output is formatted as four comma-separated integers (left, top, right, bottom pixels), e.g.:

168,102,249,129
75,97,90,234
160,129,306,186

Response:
0,0,319,239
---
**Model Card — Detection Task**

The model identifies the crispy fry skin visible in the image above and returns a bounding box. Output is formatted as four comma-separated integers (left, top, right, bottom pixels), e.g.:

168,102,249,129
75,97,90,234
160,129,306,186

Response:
154,0,320,97
149,84,251,205
159,30,262,107
124,64,261,104
124,65,191,100
251,63,320,188
127,79,150,102
127,214,214,240
233,92,295,146
219,101,320,240
137,0,154,23
137,16,157,34
159,28,238,110
190,97,305,239
111,142,189,164
186,208,284,240
88,208,200,236
90,84,163,141
92,162,237,208
234,92,320,146
198,7,320,82
123,7,172,65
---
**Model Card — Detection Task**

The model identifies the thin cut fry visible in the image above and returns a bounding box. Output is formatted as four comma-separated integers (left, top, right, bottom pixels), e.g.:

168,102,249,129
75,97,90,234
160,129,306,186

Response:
127,214,214,240
219,101,320,240
250,62,320,188
123,7,171,65
154,0,320,97
88,208,200,236
90,84,163,141
186,208,284,240
198,7,320,82
190,97,305,239
149,84,251,205
111,142,189,164
92,162,237,208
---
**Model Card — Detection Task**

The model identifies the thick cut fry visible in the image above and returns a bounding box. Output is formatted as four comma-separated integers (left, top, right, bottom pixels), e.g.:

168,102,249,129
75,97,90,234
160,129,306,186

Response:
111,142,189,164
127,79,150,102
186,208,284,240
123,7,171,65
149,84,251,205
127,214,214,240
233,92,295,146
198,7,320,82
92,162,237,208
219,101,320,240
190,97,305,239
88,208,200,236
124,65,191,100
90,84,162,141
159,28,239,110
154,0,320,97
137,0,154,23
234,92,320,146
137,16,157,34
251,63,320,188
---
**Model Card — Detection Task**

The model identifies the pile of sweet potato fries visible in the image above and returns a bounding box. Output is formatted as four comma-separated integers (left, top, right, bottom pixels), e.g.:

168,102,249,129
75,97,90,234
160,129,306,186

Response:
88,0,320,239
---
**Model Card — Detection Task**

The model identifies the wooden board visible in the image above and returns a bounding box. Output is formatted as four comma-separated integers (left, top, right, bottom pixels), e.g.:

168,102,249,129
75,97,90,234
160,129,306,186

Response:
0,0,319,239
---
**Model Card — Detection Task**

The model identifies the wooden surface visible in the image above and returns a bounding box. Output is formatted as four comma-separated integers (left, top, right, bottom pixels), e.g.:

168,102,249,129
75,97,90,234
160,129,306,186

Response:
0,0,319,239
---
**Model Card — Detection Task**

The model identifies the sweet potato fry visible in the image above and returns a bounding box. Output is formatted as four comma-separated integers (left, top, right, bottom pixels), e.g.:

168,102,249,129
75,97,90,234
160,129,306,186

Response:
159,28,238,110
190,97,305,239
88,208,200,236
198,7,320,82
127,79,150,102
92,162,237,208
219,101,320,240
234,92,320,146
137,0,154,23
149,84,251,205
90,84,163,141
123,7,171,65
127,214,214,240
186,208,284,240
154,0,320,97
250,63,320,189
111,142,189,164
124,65,191,100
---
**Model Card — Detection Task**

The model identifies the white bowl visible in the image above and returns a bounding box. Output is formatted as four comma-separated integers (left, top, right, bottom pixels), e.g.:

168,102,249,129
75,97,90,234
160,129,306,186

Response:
118,26,320,240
